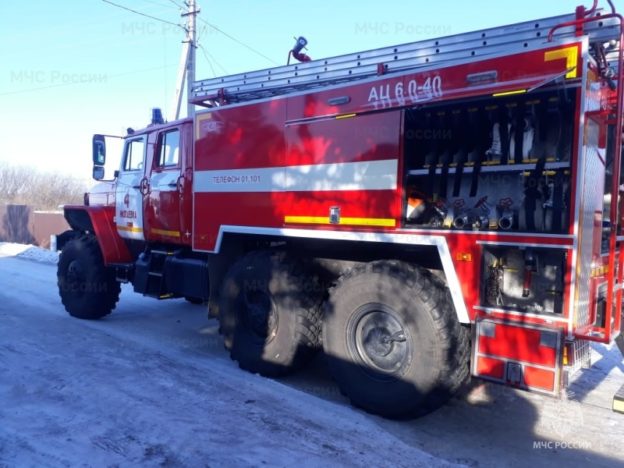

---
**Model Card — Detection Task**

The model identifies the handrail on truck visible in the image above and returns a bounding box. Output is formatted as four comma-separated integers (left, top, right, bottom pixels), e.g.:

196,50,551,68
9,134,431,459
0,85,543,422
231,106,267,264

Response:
549,1,624,342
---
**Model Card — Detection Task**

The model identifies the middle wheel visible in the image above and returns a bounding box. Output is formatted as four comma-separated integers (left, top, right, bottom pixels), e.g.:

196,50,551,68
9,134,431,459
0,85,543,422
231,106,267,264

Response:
218,250,323,377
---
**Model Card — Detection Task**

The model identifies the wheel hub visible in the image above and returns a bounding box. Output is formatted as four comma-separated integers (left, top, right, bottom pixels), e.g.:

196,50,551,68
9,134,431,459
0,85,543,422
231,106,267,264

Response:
351,306,411,376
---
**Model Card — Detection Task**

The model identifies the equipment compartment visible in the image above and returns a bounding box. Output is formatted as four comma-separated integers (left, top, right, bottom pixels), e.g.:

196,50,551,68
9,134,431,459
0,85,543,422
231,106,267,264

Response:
480,246,566,315
403,90,575,234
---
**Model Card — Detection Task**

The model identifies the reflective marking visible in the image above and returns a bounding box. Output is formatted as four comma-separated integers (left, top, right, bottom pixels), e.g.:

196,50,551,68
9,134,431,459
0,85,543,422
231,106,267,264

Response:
151,228,181,237
284,216,396,227
194,159,398,193
544,46,578,79
493,89,527,97
117,226,143,233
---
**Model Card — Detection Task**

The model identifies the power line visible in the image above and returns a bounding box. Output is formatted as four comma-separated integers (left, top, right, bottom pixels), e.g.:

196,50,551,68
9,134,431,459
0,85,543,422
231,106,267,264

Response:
197,22,209,42
137,0,181,10
198,43,230,76
198,44,217,77
196,25,218,75
198,18,278,66
196,24,228,76
165,0,186,9
101,0,184,30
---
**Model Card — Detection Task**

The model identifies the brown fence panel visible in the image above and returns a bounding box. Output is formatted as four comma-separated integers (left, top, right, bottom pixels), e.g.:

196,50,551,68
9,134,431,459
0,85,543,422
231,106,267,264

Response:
0,205,68,248
31,211,70,248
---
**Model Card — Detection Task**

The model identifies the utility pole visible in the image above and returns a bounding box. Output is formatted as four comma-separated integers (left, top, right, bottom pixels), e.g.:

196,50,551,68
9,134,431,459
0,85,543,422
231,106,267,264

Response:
171,0,198,121
186,0,197,119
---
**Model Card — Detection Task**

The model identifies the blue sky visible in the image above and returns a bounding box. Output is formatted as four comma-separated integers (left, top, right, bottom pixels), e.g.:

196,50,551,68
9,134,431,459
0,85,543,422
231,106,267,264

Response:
0,0,591,180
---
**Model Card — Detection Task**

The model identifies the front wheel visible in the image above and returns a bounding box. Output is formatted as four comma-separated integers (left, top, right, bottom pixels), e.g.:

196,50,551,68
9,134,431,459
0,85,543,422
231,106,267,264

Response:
57,235,121,320
322,260,470,418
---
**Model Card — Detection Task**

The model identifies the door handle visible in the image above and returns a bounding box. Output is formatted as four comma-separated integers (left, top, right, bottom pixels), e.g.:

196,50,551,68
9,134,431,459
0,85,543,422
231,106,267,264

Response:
139,178,150,195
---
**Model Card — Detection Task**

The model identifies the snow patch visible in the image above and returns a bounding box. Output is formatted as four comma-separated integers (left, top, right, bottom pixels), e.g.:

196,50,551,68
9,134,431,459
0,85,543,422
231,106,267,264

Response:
0,242,59,264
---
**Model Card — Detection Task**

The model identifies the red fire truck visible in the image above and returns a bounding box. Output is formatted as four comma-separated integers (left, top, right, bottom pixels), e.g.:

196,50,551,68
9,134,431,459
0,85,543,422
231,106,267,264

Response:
57,1,624,418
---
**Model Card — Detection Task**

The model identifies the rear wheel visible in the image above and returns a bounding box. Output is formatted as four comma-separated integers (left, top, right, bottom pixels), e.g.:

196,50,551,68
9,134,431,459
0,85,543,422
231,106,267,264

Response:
218,250,323,377
57,235,121,320
322,260,470,418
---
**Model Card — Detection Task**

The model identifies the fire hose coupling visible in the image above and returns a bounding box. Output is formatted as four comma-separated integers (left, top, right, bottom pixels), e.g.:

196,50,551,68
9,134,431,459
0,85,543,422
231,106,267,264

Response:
472,196,491,231
444,196,516,231
498,210,514,230
451,196,491,231
452,212,470,230
497,197,516,231
448,199,465,230
451,211,487,231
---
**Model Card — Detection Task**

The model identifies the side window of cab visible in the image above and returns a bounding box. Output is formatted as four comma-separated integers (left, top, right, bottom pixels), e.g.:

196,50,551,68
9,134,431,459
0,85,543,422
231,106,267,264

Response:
123,137,146,172
157,129,180,169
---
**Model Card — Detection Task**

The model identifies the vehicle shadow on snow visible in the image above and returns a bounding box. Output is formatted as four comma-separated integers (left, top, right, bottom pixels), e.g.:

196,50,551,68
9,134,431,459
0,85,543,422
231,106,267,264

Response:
565,343,624,404
92,278,623,467
279,353,624,467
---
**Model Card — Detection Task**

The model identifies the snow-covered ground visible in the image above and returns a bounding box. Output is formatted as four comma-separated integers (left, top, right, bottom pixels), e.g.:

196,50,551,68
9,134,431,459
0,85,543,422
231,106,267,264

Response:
0,242,623,467
0,242,59,264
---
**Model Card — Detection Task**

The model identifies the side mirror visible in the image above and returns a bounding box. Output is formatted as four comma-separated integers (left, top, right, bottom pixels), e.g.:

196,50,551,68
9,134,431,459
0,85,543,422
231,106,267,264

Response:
92,166,105,181
92,134,106,166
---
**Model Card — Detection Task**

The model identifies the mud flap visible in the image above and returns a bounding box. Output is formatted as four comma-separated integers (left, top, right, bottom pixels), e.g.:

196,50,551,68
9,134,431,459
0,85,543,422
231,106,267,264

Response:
616,332,624,357
472,318,563,395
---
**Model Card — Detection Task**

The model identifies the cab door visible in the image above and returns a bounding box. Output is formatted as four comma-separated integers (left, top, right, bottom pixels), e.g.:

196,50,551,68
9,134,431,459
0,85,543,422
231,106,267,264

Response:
144,126,188,244
115,136,147,241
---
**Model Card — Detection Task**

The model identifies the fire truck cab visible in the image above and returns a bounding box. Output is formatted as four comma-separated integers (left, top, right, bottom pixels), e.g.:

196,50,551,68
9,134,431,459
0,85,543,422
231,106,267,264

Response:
57,1,624,418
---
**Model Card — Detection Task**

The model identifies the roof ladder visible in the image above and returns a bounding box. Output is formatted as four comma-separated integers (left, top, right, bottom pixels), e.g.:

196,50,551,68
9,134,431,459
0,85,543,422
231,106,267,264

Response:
191,9,621,106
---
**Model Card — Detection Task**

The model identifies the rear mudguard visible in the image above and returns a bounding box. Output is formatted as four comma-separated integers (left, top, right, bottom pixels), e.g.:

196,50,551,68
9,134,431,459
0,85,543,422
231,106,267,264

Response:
62,205,132,265
616,332,624,357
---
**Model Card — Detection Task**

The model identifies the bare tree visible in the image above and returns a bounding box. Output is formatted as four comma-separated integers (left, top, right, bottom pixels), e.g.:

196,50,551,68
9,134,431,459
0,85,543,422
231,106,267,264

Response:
0,162,87,210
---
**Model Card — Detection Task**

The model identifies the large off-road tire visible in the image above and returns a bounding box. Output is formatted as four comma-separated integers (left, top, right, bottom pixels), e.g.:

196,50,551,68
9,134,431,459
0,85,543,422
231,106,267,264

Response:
218,250,323,377
323,260,470,419
57,235,121,320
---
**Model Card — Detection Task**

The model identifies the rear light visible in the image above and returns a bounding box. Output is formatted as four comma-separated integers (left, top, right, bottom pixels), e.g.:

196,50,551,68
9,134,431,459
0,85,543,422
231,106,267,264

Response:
563,342,571,366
